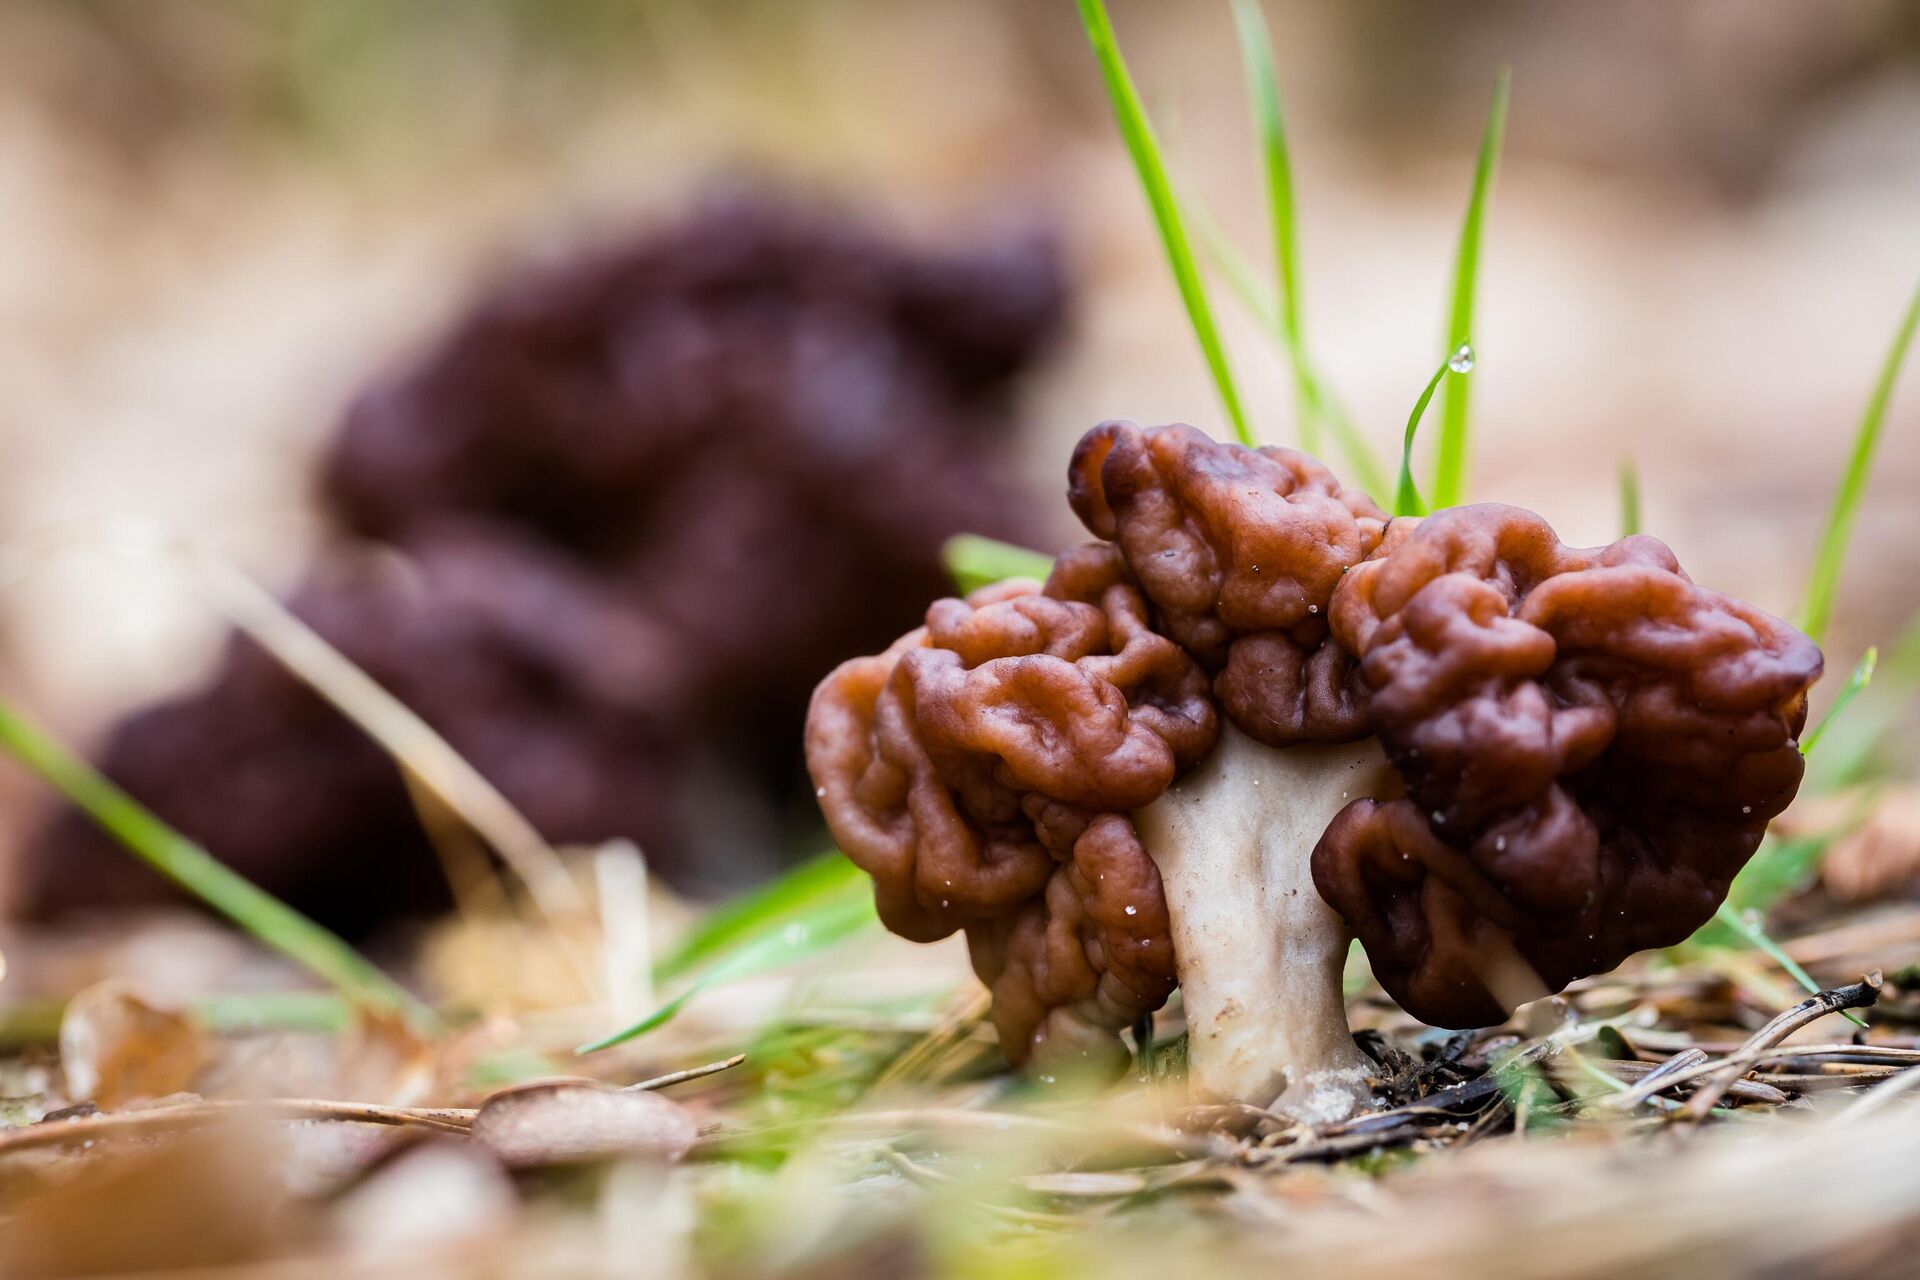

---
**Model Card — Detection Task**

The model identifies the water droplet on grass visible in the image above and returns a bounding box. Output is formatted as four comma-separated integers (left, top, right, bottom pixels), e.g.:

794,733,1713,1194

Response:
1448,343,1475,373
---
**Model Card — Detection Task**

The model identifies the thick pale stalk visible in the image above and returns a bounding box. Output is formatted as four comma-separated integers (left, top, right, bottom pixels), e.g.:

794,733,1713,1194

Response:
1135,724,1393,1122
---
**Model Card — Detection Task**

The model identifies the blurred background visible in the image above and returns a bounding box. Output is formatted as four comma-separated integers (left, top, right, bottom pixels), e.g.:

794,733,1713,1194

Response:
0,0,1917,950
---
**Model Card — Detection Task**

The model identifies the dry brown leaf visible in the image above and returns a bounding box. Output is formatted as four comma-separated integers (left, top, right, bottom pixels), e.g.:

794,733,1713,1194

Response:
330,1008,439,1106
1820,788,1920,903
58,981,210,1109
0,1119,309,1274
470,1078,697,1169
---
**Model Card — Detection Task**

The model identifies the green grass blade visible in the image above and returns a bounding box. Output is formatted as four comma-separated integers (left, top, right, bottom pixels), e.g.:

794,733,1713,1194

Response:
1618,459,1641,537
1078,0,1254,446
1192,202,1391,495
655,849,869,983
579,891,879,1053
1430,68,1510,508
1192,201,1280,333
1798,280,1920,646
942,535,1057,596
1709,900,1867,1029
1805,612,1920,790
1231,0,1314,455
1396,348,1469,517
0,697,428,1025
1316,380,1392,499
1801,646,1877,758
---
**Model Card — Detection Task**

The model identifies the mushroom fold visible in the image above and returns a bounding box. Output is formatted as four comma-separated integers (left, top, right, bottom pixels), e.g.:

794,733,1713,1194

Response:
806,544,1216,1075
1317,504,1823,1027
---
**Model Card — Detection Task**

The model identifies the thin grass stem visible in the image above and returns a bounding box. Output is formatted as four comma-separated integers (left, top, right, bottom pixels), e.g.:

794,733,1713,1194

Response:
1079,0,1254,446
1232,0,1314,455
1430,68,1510,508
1798,280,1920,645
1397,348,1470,517
1190,191,1391,494
1618,459,1641,538
0,698,428,1025
1801,647,1878,758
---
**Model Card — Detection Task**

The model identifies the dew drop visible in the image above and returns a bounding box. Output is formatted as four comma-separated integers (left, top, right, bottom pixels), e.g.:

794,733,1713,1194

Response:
1448,343,1475,374
1741,805,1752,814
1125,905,1138,916
941,899,950,909
1431,810,1445,824
1494,836,1508,852
815,787,826,798
1308,604,1319,614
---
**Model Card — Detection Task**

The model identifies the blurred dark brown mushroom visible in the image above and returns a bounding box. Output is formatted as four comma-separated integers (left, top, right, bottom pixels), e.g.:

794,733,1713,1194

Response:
21,192,1066,930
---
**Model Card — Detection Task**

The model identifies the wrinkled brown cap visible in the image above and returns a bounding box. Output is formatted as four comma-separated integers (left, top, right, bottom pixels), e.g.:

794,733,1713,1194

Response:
1314,504,1823,1027
806,544,1215,1072
1068,421,1386,745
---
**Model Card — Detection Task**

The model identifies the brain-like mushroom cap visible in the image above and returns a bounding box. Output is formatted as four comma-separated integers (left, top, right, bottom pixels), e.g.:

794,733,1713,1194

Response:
1068,421,1386,746
805,544,1215,1073
1314,504,1823,1027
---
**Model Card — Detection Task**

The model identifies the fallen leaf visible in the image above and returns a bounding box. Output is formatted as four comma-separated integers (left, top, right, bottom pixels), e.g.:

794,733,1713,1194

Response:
0,1118,308,1274
1821,788,1920,903
331,1008,438,1106
470,1078,697,1168
59,981,210,1109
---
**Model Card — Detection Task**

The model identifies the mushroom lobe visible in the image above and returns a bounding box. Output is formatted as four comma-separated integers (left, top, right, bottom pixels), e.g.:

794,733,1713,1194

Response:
1316,504,1823,1027
805,543,1215,1074
1068,420,1385,746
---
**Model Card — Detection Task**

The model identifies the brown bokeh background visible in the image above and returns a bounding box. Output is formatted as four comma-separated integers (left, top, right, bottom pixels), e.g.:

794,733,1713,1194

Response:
0,0,1916,889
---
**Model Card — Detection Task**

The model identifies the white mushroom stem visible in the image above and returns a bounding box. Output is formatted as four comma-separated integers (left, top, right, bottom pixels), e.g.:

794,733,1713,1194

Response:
1135,723,1395,1123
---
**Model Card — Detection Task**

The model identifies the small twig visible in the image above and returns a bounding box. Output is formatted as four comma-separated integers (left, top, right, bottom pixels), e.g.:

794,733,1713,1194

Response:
1681,973,1882,1120
1603,1049,1710,1111
625,1054,746,1093
0,1098,477,1157
1596,1054,1787,1108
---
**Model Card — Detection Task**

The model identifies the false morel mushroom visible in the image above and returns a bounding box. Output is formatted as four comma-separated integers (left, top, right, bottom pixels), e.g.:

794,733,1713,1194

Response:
808,419,1824,1122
